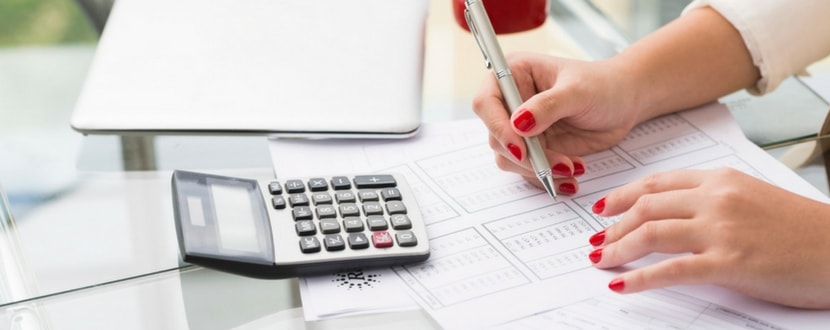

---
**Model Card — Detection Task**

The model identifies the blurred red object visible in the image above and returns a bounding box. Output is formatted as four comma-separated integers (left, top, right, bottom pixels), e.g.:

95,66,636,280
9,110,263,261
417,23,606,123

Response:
453,0,548,34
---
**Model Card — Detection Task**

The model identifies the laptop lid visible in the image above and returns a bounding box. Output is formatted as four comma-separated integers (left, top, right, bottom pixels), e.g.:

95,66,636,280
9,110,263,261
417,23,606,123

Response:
71,0,428,138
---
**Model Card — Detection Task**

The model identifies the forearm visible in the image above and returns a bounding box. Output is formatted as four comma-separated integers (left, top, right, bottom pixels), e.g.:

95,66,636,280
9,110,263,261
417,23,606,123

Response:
609,7,760,123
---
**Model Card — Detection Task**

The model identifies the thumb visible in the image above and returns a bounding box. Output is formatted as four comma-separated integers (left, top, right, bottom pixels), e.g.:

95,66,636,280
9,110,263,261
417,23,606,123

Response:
510,86,581,137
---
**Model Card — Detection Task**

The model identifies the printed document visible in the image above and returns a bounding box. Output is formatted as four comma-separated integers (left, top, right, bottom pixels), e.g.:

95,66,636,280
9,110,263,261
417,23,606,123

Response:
269,103,830,329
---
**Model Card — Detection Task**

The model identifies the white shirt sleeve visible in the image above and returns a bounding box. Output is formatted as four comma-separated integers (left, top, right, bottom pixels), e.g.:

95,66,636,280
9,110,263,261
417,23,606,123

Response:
684,0,830,95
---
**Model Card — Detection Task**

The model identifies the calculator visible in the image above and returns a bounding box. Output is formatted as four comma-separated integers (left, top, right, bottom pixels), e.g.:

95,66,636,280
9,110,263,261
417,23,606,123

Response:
170,170,430,279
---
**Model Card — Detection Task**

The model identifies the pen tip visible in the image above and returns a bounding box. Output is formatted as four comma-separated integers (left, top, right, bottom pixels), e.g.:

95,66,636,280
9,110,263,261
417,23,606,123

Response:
539,175,557,200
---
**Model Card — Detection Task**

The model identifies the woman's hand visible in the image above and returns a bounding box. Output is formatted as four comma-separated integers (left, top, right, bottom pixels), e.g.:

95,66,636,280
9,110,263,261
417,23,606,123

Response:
472,53,643,194
471,7,761,196
589,168,830,309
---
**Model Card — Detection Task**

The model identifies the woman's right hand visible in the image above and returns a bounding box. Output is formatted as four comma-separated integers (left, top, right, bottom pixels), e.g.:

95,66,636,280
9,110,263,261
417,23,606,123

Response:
472,52,646,190
472,7,762,194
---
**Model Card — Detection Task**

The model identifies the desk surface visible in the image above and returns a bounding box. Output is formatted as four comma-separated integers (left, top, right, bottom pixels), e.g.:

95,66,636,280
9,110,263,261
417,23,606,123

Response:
2,0,830,328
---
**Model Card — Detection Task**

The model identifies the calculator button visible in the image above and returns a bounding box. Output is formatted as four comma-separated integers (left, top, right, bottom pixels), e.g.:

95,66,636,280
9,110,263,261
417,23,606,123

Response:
372,231,394,248
348,233,370,249
311,192,333,205
271,196,286,209
343,217,364,232
268,181,283,195
307,178,328,191
395,231,418,247
358,190,379,202
316,205,337,219
319,219,341,234
354,175,397,188
367,215,388,231
338,203,360,218
334,191,356,203
380,188,402,201
292,206,313,221
390,214,412,229
385,200,407,214
324,234,346,251
285,180,306,193
288,193,309,207
330,176,352,190
296,220,317,236
299,237,321,253
363,202,384,216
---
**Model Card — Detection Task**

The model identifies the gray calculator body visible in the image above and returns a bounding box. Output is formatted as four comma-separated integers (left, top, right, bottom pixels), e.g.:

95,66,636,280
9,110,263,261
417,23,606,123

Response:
171,170,430,279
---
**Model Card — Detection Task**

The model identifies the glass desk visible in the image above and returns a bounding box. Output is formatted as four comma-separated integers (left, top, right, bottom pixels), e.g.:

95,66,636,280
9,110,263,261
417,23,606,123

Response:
2,0,829,328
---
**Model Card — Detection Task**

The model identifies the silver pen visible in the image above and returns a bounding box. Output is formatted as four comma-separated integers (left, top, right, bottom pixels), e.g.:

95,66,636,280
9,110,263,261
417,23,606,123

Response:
464,0,557,199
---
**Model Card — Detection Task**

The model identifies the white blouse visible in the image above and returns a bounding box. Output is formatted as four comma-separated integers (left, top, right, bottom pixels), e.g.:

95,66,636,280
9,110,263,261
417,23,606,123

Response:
684,0,830,95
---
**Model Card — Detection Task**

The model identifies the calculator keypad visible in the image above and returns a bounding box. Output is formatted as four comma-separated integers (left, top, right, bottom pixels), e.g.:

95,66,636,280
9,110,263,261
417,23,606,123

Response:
268,175,422,254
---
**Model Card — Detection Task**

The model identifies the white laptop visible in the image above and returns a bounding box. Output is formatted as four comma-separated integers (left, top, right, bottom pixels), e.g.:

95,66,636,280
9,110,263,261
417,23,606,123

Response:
72,0,428,138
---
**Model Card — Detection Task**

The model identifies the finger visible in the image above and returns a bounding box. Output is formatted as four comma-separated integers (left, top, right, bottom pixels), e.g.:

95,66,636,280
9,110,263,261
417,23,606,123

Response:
591,219,701,269
495,153,535,178
489,134,522,166
597,170,706,217
545,154,587,178
602,188,700,246
571,156,587,177
605,255,717,294
520,175,581,196
492,127,585,179
544,151,578,178
473,77,516,148
554,177,579,196
510,80,582,138
476,81,543,176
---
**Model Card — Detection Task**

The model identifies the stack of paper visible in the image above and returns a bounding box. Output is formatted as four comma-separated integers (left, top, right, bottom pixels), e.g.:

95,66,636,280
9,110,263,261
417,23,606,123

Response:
270,103,830,329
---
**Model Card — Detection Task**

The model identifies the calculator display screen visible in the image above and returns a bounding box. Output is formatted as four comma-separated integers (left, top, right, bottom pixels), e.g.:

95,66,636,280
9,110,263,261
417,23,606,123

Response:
173,170,275,269
209,182,262,254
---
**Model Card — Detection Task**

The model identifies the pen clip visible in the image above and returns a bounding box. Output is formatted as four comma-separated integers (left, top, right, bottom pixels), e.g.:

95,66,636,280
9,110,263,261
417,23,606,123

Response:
464,7,491,69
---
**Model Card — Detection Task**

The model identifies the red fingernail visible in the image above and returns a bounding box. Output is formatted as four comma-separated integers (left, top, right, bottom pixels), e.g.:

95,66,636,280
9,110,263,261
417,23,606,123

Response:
513,109,536,132
552,163,571,176
589,248,602,264
592,197,606,214
558,182,576,194
506,143,522,161
589,230,605,246
573,163,586,176
609,278,625,292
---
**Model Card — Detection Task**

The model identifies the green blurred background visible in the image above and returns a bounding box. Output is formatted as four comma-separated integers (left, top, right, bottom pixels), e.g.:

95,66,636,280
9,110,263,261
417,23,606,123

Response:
0,0,99,46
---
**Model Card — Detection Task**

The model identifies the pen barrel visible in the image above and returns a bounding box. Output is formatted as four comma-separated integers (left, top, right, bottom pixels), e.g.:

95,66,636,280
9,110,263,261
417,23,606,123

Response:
497,69,524,115
523,136,550,176
466,0,555,197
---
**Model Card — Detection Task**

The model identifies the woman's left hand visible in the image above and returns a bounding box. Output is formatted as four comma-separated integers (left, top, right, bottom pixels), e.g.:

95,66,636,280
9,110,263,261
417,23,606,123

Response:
589,168,830,309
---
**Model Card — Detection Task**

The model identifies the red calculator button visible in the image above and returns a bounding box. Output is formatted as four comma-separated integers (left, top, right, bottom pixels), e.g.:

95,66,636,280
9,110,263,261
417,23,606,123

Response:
372,231,394,248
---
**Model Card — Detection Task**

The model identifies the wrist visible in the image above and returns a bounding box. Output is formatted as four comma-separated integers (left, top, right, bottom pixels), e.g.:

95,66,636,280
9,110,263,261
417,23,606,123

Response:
600,7,760,125
599,56,658,127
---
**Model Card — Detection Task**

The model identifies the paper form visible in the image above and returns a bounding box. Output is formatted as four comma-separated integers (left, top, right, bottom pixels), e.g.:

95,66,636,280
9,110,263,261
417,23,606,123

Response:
269,103,830,329
497,289,789,330
297,268,417,321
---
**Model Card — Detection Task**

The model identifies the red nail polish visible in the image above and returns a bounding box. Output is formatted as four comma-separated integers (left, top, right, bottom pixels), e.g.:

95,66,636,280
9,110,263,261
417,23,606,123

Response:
506,143,522,161
589,230,605,246
592,197,606,214
573,163,585,176
558,182,576,194
589,248,602,264
609,278,625,292
552,163,571,176
513,109,536,132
